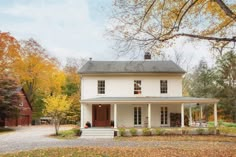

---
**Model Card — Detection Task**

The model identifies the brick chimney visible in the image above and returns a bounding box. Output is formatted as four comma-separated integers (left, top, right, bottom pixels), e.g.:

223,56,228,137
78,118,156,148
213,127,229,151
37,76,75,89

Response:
144,52,151,60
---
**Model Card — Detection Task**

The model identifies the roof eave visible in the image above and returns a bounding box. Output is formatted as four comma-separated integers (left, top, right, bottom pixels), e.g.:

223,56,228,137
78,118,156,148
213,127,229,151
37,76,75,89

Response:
80,99,219,104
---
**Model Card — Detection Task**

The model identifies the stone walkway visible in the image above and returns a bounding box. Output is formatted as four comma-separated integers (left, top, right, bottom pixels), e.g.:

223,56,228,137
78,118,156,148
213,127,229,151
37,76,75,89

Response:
0,126,235,154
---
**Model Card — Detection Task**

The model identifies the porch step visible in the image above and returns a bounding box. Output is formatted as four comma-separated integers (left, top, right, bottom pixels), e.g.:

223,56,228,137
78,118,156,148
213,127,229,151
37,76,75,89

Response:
80,128,114,139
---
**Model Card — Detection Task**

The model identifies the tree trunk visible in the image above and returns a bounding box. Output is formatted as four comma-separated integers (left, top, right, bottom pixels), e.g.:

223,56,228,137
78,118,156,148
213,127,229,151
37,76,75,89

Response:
54,118,60,135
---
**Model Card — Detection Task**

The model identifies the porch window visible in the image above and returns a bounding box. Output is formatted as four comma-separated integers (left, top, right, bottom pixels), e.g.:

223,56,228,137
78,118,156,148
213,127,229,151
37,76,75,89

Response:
160,80,168,94
97,80,105,94
134,107,142,126
134,80,142,95
161,107,168,125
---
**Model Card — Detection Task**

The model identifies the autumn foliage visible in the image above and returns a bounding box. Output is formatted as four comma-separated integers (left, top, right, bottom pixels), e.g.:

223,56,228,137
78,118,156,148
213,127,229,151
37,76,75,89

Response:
0,32,81,124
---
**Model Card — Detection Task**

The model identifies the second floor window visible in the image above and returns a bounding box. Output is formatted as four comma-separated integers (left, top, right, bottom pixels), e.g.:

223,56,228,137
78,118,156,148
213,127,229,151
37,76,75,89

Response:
134,80,142,94
160,80,168,94
98,80,105,94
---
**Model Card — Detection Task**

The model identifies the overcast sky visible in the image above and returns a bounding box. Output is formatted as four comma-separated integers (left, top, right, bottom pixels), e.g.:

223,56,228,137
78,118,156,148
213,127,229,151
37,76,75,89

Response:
0,0,214,69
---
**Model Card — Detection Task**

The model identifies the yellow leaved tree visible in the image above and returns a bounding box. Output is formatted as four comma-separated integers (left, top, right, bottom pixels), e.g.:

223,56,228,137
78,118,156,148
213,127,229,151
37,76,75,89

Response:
13,39,65,120
43,94,72,135
0,32,21,72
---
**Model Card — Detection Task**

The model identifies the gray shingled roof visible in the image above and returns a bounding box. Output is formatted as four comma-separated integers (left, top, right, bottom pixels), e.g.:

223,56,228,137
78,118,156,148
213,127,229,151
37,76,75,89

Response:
79,61,185,74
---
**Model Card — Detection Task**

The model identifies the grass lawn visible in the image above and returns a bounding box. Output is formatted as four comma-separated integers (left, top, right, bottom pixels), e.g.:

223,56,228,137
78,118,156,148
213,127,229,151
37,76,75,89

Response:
208,121,236,128
0,145,236,157
0,128,14,134
50,128,80,139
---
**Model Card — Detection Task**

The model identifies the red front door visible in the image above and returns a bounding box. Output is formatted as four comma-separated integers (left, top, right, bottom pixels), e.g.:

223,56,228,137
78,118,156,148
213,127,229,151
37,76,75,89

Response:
92,104,110,127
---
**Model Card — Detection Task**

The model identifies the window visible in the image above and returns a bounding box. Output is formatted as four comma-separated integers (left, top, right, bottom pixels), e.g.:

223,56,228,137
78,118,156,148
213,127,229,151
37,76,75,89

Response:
160,80,168,94
134,80,142,94
161,107,168,125
134,107,142,125
97,80,105,94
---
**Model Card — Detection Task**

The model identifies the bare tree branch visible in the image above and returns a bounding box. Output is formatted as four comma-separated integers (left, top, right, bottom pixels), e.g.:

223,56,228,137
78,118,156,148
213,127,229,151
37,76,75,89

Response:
214,0,236,21
168,33,236,42
140,0,157,29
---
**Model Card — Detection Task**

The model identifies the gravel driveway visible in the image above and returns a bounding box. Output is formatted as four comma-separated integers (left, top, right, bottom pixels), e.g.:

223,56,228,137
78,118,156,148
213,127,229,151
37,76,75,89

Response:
0,126,235,154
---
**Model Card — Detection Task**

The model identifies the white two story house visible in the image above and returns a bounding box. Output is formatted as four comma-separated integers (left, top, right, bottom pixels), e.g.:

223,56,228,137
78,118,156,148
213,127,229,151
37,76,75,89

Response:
79,55,218,129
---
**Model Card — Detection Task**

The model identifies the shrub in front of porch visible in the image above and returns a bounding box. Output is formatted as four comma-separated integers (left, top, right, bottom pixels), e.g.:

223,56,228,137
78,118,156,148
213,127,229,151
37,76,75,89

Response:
155,128,165,135
142,128,152,136
129,128,137,136
196,128,205,135
118,128,126,136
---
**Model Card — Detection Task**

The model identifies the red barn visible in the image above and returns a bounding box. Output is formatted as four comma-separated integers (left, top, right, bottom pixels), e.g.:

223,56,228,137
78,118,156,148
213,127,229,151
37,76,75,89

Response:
0,87,32,127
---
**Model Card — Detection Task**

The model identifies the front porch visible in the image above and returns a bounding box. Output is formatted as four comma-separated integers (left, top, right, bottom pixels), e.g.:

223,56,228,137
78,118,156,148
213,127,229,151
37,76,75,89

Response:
80,97,219,129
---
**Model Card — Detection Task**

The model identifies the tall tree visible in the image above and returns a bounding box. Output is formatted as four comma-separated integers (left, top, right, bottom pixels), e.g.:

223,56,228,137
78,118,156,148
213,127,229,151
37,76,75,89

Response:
110,0,236,54
0,32,21,72
62,58,82,123
188,60,217,98
187,60,217,121
14,39,61,120
0,73,20,120
216,51,236,122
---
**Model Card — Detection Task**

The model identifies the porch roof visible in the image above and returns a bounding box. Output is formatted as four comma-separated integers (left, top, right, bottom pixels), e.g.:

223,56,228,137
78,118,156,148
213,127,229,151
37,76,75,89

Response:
80,97,219,104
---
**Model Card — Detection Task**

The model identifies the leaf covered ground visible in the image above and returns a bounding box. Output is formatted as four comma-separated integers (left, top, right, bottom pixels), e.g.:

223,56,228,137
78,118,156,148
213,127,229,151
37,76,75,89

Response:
115,135,236,142
1,135,236,157
0,146,236,157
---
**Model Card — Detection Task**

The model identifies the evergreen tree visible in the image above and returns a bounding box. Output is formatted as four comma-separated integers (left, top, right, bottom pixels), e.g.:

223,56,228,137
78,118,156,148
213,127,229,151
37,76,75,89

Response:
0,73,20,120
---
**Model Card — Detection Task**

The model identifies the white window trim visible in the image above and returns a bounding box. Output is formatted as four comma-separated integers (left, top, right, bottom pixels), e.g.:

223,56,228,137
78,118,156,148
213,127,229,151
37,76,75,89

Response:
160,80,168,94
160,106,169,126
97,80,105,95
134,106,142,126
134,80,142,95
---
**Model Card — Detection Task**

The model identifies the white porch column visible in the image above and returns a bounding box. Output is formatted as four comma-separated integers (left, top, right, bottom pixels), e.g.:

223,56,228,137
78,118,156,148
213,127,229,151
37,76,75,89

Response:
181,103,185,127
214,103,218,127
200,105,203,120
189,107,192,126
148,103,151,128
80,103,84,129
114,104,117,129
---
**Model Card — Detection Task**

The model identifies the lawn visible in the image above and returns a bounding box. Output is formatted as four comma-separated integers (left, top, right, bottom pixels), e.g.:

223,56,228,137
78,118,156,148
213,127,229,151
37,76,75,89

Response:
0,128,14,134
208,121,236,128
50,128,80,139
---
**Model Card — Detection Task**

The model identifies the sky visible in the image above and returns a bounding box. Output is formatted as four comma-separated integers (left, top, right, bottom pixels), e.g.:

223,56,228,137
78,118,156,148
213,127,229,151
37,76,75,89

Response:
0,0,214,69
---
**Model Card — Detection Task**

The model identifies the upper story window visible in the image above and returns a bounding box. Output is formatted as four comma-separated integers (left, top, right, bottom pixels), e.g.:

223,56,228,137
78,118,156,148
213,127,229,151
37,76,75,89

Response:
97,80,105,94
160,80,168,94
134,80,142,95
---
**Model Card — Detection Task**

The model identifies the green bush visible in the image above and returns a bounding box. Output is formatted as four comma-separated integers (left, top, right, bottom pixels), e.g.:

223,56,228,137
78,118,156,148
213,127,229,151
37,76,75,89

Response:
129,128,137,136
142,128,152,136
119,128,126,136
196,128,205,135
155,128,165,135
